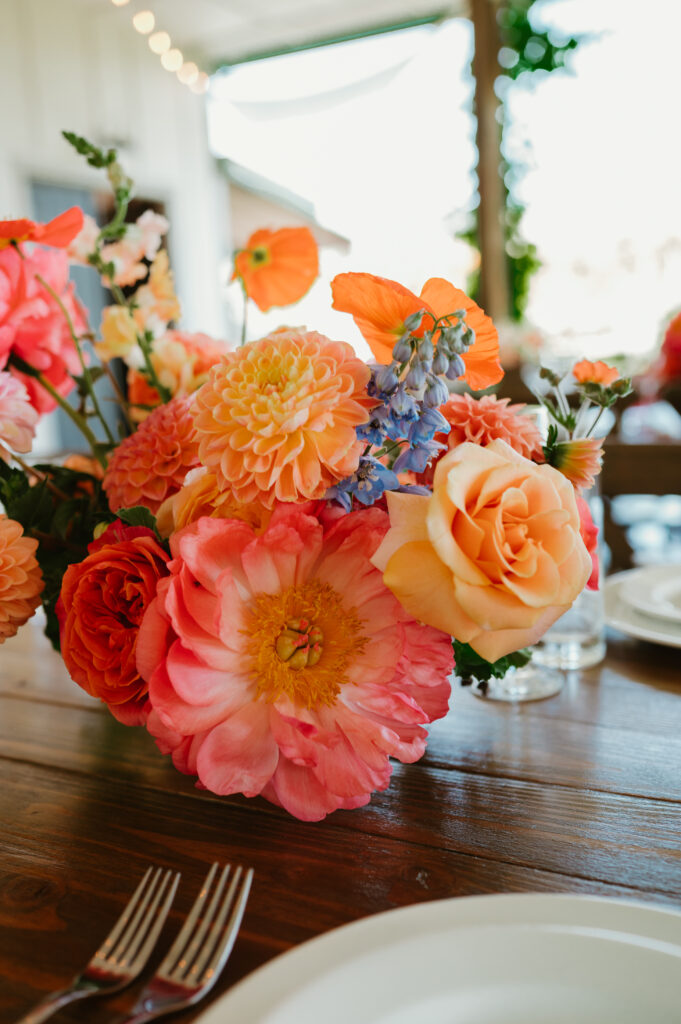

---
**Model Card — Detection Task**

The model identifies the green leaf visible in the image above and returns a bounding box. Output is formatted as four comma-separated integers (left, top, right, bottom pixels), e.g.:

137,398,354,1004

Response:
116,505,158,532
62,131,117,168
453,639,532,684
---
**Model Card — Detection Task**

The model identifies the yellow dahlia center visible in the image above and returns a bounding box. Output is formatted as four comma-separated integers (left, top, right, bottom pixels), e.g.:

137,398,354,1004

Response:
243,580,367,709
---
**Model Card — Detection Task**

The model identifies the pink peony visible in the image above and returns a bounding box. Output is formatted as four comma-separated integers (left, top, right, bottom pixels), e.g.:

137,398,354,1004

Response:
0,245,86,413
103,396,201,515
0,370,39,460
138,505,453,820
417,393,544,486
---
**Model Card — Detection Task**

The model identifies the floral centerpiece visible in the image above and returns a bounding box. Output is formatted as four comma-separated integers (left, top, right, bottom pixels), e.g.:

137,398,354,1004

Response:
0,134,629,820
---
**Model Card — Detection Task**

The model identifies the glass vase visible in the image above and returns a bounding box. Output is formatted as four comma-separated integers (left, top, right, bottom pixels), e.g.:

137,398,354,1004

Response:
531,476,606,670
470,661,565,702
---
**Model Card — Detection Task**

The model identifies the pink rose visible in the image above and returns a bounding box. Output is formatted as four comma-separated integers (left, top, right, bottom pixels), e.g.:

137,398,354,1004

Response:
372,439,592,663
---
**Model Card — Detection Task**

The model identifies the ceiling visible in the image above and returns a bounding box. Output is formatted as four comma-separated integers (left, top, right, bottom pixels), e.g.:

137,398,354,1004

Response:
86,0,467,68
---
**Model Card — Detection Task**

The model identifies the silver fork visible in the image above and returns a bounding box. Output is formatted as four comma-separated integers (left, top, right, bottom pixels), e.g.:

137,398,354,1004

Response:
15,867,180,1024
118,863,253,1024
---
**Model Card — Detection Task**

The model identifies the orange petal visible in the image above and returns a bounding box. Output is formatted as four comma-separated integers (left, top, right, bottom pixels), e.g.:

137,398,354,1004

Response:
34,206,85,248
331,272,431,364
420,278,503,391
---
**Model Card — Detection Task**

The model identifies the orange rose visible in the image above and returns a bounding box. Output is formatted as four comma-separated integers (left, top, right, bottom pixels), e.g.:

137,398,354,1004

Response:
371,439,592,663
57,522,170,723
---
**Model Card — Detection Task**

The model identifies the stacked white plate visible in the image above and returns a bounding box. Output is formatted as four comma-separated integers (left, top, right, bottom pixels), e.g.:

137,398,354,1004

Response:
605,566,681,647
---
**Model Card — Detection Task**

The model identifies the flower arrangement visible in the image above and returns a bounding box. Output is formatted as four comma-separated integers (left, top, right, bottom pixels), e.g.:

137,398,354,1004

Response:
0,133,630,820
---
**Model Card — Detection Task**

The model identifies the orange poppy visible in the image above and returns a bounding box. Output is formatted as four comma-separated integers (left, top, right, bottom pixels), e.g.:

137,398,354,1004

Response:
0,207,84,251
331,272,503,392
233,227,319,312
572,359,619,386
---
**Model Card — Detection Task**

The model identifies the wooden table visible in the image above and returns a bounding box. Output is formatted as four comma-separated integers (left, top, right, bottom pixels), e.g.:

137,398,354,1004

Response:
2,612,680,1021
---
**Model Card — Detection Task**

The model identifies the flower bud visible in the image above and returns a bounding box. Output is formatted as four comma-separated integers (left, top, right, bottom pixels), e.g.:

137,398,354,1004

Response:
432,349,449,376
405,362,426,390
392,337,413,363
403,309,426,332
445,354,466,380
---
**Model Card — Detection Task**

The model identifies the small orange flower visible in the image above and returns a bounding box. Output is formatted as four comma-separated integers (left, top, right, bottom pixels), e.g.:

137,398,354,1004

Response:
331,272,502,392
552,437,604,491
233,227,319,312
572,359,619,386
0,207,84,251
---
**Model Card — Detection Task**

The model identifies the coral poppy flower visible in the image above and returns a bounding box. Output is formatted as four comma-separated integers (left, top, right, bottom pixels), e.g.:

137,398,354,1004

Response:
331,272,502,392
572,359,619,386
233,227,319,312
0,207,84,251
138,505,453,820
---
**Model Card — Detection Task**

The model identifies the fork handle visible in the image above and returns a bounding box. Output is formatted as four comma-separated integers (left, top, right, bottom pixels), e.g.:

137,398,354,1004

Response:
14,985,92,1024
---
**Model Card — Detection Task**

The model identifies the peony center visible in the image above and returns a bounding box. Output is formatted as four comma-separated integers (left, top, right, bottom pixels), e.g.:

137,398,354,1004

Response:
243,580,367,709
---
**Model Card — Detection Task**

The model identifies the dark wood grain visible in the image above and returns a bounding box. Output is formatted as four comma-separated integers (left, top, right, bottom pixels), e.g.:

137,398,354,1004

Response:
1,613,681,1022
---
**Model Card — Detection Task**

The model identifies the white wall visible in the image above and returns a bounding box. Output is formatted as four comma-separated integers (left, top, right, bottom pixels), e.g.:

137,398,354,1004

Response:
0,0,229,338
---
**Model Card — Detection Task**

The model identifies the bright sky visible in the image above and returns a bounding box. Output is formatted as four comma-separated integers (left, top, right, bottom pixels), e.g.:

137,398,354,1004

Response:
208,0,681,363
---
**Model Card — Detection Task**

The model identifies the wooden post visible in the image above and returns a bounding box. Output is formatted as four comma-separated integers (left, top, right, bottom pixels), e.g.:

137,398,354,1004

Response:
471,0,510,321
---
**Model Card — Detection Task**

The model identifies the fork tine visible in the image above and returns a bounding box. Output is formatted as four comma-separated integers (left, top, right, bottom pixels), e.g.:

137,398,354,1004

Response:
106,867,165,964
157,862,219,974
192,866,253,983
93,866,156,960
121,870,180,970
172,865,232,979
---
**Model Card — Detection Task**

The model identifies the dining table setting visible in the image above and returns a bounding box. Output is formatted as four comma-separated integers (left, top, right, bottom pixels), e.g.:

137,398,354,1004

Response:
2,598,681,1023
2,146,681,1022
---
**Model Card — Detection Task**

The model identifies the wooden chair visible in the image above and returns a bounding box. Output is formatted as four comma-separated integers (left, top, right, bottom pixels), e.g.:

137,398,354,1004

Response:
600,440,681,571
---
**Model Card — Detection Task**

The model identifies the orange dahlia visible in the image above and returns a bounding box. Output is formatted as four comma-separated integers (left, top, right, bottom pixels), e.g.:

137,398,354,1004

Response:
0,516,44,642
416,394,544,486
233,227,319,312
192,329,374,507
103,396,200,515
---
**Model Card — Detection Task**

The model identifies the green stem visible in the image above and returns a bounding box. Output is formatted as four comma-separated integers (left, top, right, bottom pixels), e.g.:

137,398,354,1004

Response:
35,273,116,445
102,362,134,432
10,356,106,465
11,453,71,503
240,280,248,347
585,405,606,439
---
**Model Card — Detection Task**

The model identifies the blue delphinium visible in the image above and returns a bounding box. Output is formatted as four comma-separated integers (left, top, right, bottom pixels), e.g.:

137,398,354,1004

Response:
326,305,476,509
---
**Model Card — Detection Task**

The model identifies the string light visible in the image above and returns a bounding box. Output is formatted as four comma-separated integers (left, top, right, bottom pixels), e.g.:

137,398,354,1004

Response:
177,61,199,85
149,31,171,55
190,72,209,95
113,5,209,95
132,10,155,34
161,48,183,72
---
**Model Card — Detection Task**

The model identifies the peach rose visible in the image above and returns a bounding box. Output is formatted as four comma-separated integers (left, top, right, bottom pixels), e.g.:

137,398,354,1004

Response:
372,439,592,663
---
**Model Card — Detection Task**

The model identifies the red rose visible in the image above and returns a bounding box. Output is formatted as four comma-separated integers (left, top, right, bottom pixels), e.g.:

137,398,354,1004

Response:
57,522,170,724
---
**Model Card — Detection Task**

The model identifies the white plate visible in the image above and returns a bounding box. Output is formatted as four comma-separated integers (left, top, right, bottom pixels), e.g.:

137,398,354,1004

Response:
619,566,681,624
605,572,681,648
198,894,681,1024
